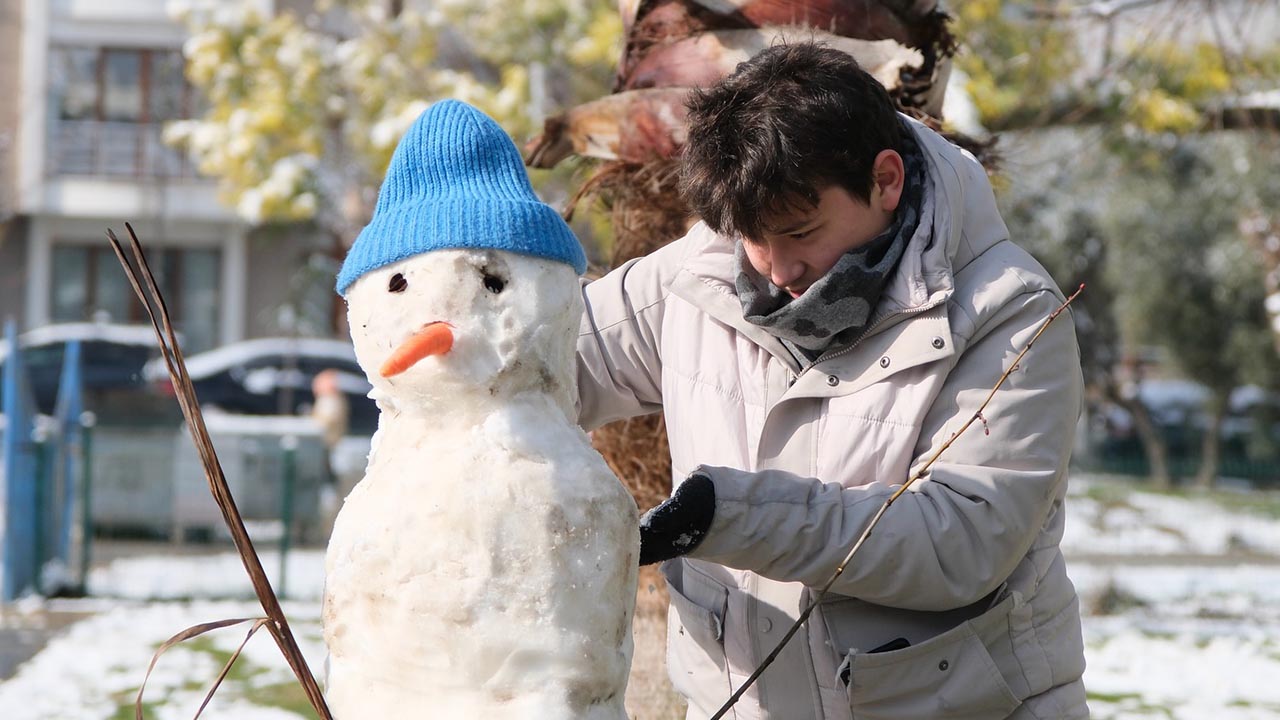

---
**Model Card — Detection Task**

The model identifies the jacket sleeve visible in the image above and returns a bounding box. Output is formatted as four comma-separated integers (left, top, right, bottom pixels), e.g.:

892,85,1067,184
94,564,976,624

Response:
689,287,1083,611
576,239,686,432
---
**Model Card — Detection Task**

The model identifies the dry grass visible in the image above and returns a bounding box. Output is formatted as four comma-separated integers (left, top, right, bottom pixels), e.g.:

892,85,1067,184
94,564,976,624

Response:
593,415,674,514
592,411,683,719
625,567,685,720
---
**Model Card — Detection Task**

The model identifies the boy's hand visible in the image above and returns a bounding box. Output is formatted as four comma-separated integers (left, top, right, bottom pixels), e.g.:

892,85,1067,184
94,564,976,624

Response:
638,470,716,566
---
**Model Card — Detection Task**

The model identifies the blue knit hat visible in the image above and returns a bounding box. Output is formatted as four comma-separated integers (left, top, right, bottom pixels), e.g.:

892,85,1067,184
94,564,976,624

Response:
336,100,587,295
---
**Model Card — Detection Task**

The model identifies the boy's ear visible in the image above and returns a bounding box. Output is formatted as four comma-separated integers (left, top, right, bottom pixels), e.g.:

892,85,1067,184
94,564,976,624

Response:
870,150,905,214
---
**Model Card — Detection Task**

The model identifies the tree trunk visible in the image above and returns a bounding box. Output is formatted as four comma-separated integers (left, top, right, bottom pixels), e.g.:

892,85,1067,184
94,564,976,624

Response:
331,228,350,336
1120,397,1173,490
1242,212,1280,359
1194,395,1228,490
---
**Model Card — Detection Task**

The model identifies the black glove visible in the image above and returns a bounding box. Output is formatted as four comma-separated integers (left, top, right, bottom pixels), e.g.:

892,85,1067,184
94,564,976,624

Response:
638,470,716,566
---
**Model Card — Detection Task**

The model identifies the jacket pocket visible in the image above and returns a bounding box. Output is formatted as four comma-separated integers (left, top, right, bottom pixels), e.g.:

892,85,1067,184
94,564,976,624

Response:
838,593,1022,720
662,560,733,718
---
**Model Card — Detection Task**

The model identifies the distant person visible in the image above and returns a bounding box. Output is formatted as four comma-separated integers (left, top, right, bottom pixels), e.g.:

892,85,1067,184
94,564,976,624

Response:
311,368,351,538
310,369,349,481
574,43,1087,719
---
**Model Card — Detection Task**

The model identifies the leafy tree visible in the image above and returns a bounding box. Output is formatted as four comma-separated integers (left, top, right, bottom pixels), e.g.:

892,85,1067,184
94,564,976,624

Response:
1003,167,1180,487
961,0,1280,486
1108,137,1277,487
1006,130,1280,488
952,0,1280,134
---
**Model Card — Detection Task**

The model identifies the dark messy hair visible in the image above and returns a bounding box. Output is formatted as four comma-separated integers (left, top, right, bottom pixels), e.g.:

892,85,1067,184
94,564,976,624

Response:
679,42,904,240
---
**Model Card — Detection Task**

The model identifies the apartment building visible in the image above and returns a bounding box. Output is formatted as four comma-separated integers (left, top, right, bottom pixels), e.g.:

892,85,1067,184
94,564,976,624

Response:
0,0,330,353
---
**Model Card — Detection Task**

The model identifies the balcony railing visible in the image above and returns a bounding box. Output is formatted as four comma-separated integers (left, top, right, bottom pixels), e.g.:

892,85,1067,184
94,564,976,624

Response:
48,119,199,179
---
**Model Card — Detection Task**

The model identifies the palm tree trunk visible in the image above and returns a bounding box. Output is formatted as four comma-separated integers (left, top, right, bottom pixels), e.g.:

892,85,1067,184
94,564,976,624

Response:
1242,212,1280,359
528,2,958,511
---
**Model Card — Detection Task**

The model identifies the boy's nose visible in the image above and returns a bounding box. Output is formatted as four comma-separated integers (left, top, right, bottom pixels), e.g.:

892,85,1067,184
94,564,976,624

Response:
768,252,806,292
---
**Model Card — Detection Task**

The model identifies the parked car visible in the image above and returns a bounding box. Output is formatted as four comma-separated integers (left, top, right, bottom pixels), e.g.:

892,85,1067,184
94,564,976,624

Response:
0,322,177,422
145,337,378,434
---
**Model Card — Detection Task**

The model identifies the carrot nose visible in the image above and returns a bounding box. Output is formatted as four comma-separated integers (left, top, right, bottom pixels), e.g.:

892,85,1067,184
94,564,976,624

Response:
380,322,454,377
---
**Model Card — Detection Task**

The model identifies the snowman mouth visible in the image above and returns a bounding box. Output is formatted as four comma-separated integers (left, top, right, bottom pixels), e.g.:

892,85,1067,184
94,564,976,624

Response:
380,322,455,377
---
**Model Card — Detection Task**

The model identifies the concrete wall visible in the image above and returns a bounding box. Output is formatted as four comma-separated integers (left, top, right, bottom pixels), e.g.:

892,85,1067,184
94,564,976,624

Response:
0,0,22,218
0,0,22,330
244,225,339,339
0,218,28,324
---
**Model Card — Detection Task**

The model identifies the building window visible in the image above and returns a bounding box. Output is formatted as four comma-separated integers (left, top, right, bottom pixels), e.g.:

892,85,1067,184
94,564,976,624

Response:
50,243,222,353
46,46,199,177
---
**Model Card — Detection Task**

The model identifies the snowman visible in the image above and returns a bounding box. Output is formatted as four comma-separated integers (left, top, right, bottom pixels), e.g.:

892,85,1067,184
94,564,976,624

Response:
323,100,639,719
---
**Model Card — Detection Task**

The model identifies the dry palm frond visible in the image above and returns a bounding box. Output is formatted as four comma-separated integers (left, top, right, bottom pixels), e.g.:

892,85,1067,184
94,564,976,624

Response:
525,88,693,169
529,1,958,175
622,28,925,93
135,618,271,720
106,223,333,720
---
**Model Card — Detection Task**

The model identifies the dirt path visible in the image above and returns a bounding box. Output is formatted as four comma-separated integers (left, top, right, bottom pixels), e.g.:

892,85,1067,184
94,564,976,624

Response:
0,607,93,681
1067,552,1280,566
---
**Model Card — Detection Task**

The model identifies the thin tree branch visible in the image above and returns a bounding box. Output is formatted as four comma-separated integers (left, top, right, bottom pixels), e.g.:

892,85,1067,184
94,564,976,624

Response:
1027,0,1170,20
1202,0,1279,134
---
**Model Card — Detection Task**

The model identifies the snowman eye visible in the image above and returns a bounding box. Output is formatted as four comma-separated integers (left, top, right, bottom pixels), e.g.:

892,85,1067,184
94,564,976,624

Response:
389,273,407,293
482,271,505,294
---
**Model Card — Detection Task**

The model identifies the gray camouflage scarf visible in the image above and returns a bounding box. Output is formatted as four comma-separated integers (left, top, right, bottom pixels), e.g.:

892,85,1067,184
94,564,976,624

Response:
735,125,927,365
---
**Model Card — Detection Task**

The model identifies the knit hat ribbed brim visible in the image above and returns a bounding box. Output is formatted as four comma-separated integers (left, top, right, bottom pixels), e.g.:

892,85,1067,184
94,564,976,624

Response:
337,100,587,295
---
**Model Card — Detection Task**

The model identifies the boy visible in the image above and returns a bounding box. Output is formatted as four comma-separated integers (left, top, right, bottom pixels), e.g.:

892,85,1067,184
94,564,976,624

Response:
576,43,1088,719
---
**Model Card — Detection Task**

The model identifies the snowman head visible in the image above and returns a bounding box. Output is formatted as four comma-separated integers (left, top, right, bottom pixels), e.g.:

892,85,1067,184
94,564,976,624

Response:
344,248,580,411
336,100,588,413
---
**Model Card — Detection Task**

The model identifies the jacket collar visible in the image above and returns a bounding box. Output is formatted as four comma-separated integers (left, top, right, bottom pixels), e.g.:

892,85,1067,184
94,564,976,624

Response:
667,118,1008,370
669,235,800,371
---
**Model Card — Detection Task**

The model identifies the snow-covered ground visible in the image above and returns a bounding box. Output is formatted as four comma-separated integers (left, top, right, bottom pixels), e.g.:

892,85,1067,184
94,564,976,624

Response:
0,598,326,720
2,474,1279,719
1067,477,1280,720
1063,476,1280,557
86,549,326,602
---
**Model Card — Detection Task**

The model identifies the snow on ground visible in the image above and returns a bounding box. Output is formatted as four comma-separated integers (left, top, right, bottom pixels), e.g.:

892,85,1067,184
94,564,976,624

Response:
1071,563,1280,621
1063,476,1280,718
3,475,1280,718
87,549,325,602
1085,615,1280,719
1064,476,1280,556
0,598,325,720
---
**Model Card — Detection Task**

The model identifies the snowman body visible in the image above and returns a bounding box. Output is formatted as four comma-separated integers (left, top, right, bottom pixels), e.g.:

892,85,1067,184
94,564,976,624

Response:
324,248,638,719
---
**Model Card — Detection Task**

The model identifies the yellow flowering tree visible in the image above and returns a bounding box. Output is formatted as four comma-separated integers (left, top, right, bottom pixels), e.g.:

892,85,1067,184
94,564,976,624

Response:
951,0,1280,134
165,0,619,241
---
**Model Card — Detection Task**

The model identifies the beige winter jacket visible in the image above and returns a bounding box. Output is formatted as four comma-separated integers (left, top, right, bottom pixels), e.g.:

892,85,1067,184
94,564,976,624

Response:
575,118,1088,720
